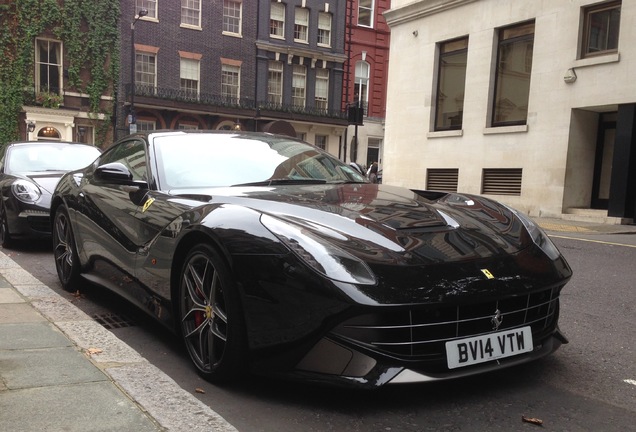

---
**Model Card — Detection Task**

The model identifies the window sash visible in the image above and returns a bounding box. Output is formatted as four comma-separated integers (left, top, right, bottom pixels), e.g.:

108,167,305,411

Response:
136,0,157,19
36,39,62,94
435,38,468,131
181,0,201,26
492,22,534,127
268,61,283,104
358,0,374,27
223,0,242,34
270,3,285,37
292,65,306,107
294,8,309,41
315,69,329,109
222,65,240,100
318,13,331,46
135,53,156,86
582,1,621,57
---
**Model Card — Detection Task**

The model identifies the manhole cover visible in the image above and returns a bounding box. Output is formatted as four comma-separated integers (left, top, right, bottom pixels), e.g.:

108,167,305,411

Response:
93,312,136,329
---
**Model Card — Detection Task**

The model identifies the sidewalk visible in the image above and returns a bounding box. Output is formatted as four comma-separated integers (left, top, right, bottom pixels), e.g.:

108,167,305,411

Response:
0,250,237,432
1,217,634,431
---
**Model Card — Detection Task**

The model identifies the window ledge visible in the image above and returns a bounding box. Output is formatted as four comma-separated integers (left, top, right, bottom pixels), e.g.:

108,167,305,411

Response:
222,31,243,38
180,24,202,31
483,125,528,135
427,130,463,138
572,52,620,69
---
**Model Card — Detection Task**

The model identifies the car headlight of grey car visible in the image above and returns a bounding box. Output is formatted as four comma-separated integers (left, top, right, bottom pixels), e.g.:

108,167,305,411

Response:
260,214,377,285
12,180,42,204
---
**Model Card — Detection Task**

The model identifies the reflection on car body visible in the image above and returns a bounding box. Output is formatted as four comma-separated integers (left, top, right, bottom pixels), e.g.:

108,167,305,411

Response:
50,131,572,388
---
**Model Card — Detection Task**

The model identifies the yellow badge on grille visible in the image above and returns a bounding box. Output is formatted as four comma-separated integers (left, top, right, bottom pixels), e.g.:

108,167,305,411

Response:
142,197,155,213
481,269,494,279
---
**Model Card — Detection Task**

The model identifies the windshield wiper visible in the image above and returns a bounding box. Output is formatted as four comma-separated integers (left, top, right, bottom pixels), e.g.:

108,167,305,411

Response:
231,178,327,187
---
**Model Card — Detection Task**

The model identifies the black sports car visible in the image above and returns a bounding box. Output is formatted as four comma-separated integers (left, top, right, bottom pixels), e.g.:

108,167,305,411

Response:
0,141,100,247
51,131,572,388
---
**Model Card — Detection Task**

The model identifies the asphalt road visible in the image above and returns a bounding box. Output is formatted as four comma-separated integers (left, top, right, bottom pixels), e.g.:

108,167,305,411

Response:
4,232,636,432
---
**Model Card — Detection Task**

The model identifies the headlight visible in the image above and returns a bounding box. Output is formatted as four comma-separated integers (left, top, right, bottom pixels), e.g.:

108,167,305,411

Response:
12,180,42,204
511,209,561,260
260,214,376,285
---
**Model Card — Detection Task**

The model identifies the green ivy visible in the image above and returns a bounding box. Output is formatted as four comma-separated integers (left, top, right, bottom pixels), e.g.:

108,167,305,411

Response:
0,0,120,147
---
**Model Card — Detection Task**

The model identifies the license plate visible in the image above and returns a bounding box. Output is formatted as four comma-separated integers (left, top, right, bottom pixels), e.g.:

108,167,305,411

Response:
445,326,533,369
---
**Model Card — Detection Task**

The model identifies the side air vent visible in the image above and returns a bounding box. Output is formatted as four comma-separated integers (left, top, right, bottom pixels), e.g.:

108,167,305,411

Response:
426,168,459,192
481,168,522,196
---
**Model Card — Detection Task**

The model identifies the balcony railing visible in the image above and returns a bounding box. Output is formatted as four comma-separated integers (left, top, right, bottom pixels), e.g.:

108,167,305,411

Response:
126,84,347,120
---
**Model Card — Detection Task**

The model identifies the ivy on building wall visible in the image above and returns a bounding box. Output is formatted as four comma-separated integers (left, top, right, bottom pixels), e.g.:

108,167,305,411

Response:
0,0,120,146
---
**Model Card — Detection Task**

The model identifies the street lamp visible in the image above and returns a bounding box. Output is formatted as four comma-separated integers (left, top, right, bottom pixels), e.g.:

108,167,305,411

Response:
129,8,148,134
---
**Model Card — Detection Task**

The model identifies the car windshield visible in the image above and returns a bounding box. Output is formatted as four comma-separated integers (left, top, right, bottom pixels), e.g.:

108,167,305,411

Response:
7,143,100,174
153,133,368,189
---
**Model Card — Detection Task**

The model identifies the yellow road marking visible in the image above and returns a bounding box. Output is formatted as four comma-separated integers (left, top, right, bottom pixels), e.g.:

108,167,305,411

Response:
549,234,636,248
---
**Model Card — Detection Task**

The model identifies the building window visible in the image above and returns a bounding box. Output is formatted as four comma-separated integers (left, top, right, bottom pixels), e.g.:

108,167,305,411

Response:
221,64,240,103
136,119,156,131
268,61,283,105
35,39,62,94
315,68,329,112
292,65,306,108
582,1,621,58
135,52,156,93
435,37,468,131
315,135,327,150
270,2,285,38
492,21,534,127
178,123,198,130
482,168,522,196
354,61,370,113
294,7,309,43
358,0,374,27
180,58,199,98
136,0,157,19
318,12,332,46
181,0,201,27
223,0,242,35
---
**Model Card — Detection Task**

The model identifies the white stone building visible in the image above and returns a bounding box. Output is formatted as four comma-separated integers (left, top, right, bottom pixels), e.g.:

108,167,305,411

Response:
384,0,635,223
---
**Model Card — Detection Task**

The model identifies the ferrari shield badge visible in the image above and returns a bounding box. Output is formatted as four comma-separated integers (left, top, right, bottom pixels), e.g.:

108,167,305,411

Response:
142,197,155,213
481,269,495,279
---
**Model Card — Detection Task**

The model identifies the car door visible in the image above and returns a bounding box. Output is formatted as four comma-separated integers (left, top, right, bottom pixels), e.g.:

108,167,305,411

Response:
75,138,150,278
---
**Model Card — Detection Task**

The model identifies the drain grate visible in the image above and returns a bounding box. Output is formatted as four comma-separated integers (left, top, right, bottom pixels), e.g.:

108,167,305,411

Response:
93,312,136,329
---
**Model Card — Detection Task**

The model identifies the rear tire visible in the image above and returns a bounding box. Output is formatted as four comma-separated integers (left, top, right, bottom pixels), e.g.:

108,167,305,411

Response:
178,243,246,382
53,206,81,292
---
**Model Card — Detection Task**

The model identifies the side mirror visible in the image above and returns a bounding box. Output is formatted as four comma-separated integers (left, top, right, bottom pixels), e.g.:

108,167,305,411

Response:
94,162,148,189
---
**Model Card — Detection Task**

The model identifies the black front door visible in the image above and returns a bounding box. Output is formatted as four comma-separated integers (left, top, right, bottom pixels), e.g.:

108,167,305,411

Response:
591,113,616,209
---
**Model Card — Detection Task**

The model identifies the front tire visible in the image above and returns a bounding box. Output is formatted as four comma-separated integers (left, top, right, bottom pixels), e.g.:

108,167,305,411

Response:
0,204,13,248
53,206,81,292
178,243,246,382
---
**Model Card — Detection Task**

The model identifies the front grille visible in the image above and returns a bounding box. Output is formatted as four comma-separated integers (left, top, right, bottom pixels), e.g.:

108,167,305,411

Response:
331,286,561,360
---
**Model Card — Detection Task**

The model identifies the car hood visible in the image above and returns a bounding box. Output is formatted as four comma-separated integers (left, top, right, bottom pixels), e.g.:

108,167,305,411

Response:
173,183,531,262
24,172,65,195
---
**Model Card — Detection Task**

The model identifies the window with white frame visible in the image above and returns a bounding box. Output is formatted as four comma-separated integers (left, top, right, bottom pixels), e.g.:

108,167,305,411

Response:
492,21,534,127
136,119,156,131
294,7,309,43
358,0,374,27
270,2,285,38
180,58,199,98
268,61,283,105
315,68,329,112
135,51,156,90
223,0,242,35
136,0,157,19
35,39,62,94
582,0,621,58
318,12,332,46
292,64,306,108
315,135,327,150
221,64,240,102
354,61,369,112
181,0,201,27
